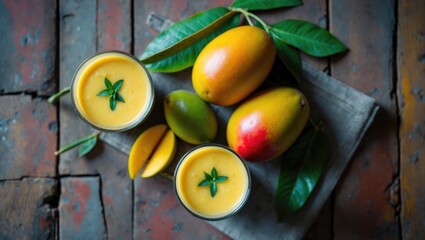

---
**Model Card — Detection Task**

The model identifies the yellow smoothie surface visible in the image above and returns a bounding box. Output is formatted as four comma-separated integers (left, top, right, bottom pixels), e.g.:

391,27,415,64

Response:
175,145,250,219
72,51,153,131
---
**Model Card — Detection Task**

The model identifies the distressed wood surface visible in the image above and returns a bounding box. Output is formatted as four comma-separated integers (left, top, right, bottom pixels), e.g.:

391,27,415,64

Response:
0,0,57,95
330,0,400,238
0,95,57,179
59,177,106,239
397,0,425,238
0,178,58,239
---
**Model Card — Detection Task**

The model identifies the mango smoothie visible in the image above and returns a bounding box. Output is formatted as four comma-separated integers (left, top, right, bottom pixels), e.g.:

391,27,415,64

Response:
71,51,154,131
174,144,251,220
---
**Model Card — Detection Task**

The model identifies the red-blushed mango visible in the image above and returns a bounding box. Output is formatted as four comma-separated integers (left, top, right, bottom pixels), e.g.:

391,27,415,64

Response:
192,25,276,106
227,87,309,162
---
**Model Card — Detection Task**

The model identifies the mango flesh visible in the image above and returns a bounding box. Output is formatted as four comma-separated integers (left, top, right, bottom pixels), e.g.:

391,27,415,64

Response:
226,87,309,162
141,129,176,178
128,124,176,179
164,90,217,145
192,25,276,106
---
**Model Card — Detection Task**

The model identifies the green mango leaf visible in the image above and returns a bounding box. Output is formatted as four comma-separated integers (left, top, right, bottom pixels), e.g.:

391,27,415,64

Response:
78,136,98,157
271,20,348,57
276,125,330,222
231,0,302,10
271,32,303,82
140,7,240,72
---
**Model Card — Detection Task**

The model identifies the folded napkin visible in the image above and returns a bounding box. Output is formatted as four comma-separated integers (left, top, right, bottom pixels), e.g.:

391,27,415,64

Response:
101,63,379,240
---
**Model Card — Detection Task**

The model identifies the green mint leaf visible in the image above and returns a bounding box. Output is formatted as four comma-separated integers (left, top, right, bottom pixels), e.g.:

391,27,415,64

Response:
198,179,212,187
116,93,125,103
97,89,110,97
113,79,124,91
210,182,217,197
110,97,116,111
211,167,217,179
198,167,228,198
104,78,113,90
215,176,228,183
204,171,213,181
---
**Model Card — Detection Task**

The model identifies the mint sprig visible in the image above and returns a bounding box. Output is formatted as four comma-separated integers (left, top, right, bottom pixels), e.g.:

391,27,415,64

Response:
97,78,125,111
198,167,228,197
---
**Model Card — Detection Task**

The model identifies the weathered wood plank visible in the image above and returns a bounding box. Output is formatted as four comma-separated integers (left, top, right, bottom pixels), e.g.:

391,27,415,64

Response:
58,141,133,239
59,177,106,239
98,0,132,52
0,0,57,95
397,0,425,238
0,95,57,179
58,0,96,173
0,178,58,239
330,0,400,238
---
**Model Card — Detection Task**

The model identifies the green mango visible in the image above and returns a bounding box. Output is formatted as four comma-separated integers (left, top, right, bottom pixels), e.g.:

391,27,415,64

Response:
164,90,217,145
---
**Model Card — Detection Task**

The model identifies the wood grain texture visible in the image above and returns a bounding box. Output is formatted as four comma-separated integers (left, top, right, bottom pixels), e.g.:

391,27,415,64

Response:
0,95,57,179
330,0,400,238
58,0,97,174
59,177,106,239
98,0,132,52
0,0,57,95
0,178,58,239
397,0,425,238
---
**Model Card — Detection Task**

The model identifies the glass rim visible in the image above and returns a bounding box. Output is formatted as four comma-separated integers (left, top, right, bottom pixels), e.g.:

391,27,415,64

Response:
70,50,155,132
173,143,251,221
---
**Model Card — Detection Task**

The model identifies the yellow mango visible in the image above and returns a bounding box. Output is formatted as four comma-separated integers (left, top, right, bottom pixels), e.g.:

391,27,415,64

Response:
192,25,276,106
128,124,168,179
141,129,177,178
227,87,309,162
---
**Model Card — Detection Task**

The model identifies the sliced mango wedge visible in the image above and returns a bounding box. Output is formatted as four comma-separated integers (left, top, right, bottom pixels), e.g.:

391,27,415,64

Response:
128,124,168,179
141,129,176,178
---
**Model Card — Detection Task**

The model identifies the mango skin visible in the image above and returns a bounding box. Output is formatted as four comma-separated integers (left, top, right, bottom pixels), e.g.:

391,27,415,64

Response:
164,90,217,145
226,87,309,162
192,25,276,106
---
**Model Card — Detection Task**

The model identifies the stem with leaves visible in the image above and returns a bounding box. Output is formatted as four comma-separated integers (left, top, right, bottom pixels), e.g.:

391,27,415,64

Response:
55,132,100,157
230,7,271,33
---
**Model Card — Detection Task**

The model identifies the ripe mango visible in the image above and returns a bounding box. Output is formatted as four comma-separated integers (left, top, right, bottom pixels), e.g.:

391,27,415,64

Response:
128,124,176,179
192,25,276,106
164,90,217,144
227,87,309,162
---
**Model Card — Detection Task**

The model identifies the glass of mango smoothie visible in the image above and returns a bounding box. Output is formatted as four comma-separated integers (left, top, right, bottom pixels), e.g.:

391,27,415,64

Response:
174,144,251,220
71,51,154,132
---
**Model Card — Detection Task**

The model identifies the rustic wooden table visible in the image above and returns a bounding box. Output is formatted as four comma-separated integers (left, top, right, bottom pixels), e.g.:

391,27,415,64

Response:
1,0,424,239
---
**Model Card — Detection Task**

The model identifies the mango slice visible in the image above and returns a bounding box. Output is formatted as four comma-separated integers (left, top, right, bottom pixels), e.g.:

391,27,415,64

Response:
141,129,177,178
128,124,168,179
